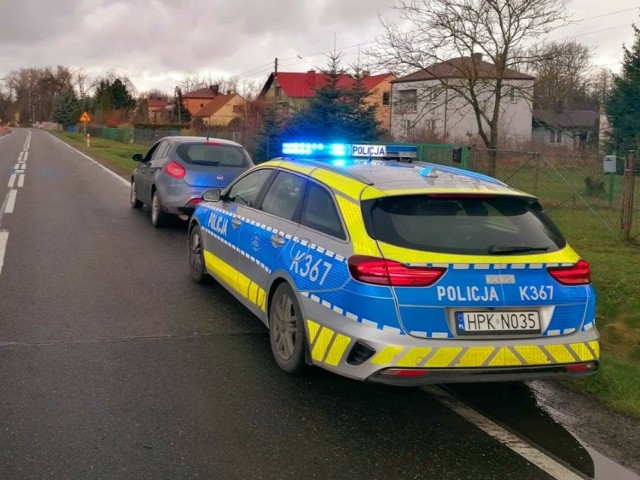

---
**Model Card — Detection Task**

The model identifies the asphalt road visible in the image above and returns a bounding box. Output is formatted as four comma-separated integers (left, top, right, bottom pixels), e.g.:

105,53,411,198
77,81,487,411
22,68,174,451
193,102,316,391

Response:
0,128,638,480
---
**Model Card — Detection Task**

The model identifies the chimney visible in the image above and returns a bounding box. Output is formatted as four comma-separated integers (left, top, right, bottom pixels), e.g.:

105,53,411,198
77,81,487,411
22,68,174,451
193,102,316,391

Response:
471,53,483,63
307,70,316,88
210,84,220,95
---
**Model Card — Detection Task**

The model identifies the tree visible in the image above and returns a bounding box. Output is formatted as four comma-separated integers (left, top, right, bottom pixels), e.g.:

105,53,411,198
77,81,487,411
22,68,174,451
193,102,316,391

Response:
171,88,191,123
52,87,81,127
282,53,383,142
374,0,570,176
255,103,284,162
530,40,595,110
606,24,640,154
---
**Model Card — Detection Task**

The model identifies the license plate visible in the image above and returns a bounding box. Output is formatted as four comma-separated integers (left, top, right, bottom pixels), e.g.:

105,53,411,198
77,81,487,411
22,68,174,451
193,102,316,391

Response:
456,310,541,334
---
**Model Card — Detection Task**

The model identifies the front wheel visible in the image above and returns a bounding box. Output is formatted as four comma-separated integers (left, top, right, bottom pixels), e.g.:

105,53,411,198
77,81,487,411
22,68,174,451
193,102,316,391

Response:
151,191,170,228
269,283,306,374
189,225,209,283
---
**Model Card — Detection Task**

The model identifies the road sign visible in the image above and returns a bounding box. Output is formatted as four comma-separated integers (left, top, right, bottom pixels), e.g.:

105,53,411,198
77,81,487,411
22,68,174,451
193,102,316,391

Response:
79,111,91,122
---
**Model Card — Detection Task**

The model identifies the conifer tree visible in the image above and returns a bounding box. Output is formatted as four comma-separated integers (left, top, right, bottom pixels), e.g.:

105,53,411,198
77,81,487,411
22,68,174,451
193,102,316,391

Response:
606,24,640,153
52,87,81,127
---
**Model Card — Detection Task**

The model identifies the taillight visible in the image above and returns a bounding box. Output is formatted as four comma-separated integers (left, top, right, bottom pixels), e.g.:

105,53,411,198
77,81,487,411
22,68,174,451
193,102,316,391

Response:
186,198,202,206
348,255,446,287
547,259,591,285
164,161,186,179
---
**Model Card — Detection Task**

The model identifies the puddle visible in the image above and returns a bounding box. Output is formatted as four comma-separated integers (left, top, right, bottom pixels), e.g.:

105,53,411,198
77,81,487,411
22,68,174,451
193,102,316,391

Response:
443,382,640,479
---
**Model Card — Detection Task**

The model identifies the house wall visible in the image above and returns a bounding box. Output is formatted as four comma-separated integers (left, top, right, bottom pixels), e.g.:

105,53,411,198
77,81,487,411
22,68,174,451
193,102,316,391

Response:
203,96,246,127
532,126,589,150
390,78,533,145
184,98,213,117
364,75,394,132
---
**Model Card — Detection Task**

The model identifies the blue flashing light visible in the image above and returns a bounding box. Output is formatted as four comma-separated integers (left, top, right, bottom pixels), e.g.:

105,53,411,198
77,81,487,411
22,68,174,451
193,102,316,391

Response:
282,142,348,157
330,159,347,167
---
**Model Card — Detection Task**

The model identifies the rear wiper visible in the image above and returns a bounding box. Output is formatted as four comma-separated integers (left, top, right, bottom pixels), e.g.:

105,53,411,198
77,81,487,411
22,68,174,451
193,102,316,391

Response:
488,245,549,255
192,160,220,165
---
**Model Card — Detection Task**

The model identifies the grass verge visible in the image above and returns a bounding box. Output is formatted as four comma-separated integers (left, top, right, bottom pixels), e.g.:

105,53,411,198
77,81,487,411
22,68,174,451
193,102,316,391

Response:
52,130,640,418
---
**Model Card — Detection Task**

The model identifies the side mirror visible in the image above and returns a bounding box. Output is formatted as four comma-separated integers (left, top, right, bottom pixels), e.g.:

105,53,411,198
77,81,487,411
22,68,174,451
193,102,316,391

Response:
202,188,222,202
132,153,144,162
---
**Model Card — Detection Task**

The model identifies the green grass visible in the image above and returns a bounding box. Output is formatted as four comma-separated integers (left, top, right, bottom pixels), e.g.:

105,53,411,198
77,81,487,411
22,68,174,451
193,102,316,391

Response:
52,131,143,178
52,130,640,417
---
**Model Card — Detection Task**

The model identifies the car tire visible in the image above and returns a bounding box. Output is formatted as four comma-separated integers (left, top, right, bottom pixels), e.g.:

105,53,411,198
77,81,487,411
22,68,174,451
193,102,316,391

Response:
151,190,170,228
269,282,306,374
188,225,209,283
130,179,142,209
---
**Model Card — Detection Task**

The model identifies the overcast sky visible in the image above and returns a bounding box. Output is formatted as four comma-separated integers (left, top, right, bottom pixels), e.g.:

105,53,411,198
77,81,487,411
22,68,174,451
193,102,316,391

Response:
0,0,638,95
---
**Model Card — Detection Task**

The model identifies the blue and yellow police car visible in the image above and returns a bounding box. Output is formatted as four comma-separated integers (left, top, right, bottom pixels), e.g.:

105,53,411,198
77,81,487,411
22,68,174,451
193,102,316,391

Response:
187,142,599,385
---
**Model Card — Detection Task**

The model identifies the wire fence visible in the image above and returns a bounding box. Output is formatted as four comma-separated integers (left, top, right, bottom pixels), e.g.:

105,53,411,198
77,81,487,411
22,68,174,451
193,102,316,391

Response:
83,125,639,243
472,150,640,243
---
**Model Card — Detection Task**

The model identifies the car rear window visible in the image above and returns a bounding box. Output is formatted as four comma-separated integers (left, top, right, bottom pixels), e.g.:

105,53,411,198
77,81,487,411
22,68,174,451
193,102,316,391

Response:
176,143,251,167
363,194,566,255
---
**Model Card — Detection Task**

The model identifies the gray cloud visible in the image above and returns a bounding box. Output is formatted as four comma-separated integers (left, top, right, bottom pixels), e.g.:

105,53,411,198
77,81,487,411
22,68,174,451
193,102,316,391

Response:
0,0,637,94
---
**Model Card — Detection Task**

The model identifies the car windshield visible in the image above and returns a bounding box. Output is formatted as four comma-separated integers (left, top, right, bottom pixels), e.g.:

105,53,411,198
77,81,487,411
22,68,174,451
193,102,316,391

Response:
176,143,251,167
363,194,566,255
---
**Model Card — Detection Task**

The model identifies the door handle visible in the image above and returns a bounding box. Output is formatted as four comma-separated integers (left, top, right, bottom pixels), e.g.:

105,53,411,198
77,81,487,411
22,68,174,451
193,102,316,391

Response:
270,234,285,247
232,218,242,229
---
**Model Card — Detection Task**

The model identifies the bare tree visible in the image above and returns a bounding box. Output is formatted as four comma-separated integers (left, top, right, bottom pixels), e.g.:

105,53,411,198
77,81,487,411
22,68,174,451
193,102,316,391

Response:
374,0,570,176
529,40,594,110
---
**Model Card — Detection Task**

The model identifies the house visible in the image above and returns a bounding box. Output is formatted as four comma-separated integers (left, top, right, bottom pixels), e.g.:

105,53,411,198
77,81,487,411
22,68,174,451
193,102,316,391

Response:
390,53,534,143
147,97,172,123
191,93,246,128
532,110,599,150
183,85,221,117
258,70,396,132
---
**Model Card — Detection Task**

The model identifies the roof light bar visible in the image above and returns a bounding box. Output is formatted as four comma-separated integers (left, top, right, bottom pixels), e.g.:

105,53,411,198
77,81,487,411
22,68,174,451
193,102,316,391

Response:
281,142,417,160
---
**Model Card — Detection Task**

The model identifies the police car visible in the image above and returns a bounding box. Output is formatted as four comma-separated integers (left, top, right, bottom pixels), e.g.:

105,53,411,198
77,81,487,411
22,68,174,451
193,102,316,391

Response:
187,142,599,385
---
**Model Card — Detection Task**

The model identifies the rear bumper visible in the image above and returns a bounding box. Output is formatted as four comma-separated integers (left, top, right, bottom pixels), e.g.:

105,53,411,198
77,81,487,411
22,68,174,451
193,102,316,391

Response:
300,294,600,386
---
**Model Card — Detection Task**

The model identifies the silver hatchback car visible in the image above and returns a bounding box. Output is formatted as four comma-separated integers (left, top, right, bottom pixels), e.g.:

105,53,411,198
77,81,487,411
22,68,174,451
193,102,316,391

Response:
130,136,254,227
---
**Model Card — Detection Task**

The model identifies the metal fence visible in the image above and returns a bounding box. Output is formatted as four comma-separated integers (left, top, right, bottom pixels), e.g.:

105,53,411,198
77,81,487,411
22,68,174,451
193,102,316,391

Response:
83,125,639,242
472,149,640,243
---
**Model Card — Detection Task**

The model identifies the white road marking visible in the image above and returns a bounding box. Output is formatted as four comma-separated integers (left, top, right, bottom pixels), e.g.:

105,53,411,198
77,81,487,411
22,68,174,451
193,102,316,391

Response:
23,151,29,162
49,134,129,186
13,163,19,170
422,386,583,480
17,174,25,188
17,152,24,162
7,174,16,188
4,190,17,214
0,231,8,276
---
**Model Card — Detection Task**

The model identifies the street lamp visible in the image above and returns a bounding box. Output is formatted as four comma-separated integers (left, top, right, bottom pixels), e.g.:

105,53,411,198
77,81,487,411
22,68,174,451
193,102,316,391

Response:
175,86,181,124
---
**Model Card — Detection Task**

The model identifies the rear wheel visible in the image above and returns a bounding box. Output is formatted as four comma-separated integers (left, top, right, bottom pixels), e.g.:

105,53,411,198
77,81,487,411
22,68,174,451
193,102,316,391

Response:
269,283,306,374
189,225,209,283
151,191,170,228
130,179,142,209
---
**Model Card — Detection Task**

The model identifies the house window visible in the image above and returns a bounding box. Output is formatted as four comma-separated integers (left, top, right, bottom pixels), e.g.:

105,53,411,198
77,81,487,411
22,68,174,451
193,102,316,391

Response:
403,120,415,137
232,105,243,114
200,103,204,107
396,89,417,113
382,92,390,106
426,86,438,104
509,87,516,103
549,129,562,143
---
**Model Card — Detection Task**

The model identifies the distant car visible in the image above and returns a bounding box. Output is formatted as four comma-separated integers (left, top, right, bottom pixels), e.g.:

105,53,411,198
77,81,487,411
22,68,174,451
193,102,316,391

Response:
187,141,599,385
130,136,254,227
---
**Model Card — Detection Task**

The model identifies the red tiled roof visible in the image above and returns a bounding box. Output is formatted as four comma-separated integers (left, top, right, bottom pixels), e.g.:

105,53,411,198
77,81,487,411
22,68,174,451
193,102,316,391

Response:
394,56,534,83
147,98,171,108
265,71,395,99
183,86,220,99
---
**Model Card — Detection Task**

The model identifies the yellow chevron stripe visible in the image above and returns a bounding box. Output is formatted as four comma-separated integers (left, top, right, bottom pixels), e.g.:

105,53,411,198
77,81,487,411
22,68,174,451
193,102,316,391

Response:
544,344,576,364
397,347,433,367
425,347,462,367
324,334,351,367
256,289,266,311
588,341,600,359
514,345,551,365
457,347,495,367
307,320,321,344
488,347,522,367
570,343,595,362
311,327,334,362
371,346,404,365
